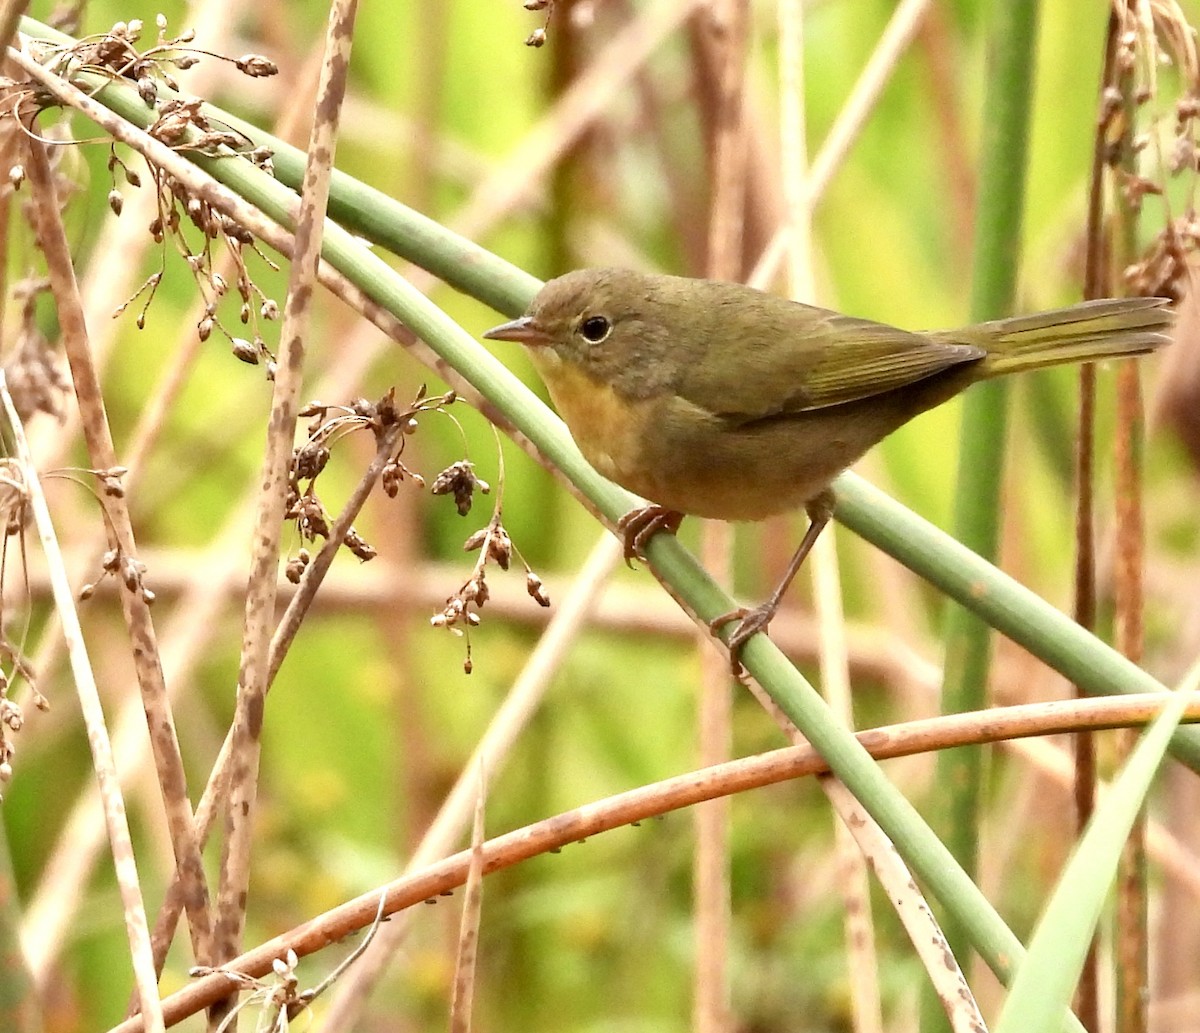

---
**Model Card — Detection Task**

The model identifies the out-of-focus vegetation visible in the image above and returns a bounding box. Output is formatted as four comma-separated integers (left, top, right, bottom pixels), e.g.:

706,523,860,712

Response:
1,0,1199,1031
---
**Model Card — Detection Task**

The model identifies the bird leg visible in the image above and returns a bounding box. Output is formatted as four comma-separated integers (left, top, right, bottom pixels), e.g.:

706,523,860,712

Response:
709,490,836,673
615,505,684,564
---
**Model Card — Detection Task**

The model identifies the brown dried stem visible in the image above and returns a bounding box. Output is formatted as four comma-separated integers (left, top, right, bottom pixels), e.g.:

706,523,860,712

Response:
106,691,1200,1033
213,0,359,1012
23,131,215,965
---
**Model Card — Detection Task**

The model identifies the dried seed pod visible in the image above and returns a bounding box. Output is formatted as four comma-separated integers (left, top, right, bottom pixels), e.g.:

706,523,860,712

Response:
526,571,550,607
235,54,279,77
231,338,259,364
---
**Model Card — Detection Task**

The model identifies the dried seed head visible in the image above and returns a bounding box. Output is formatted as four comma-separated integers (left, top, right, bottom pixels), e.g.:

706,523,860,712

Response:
431,460,485,516
487,527,512,570
294,443,330,480
108,190,123,216
526,27,547,46
285,554,307,584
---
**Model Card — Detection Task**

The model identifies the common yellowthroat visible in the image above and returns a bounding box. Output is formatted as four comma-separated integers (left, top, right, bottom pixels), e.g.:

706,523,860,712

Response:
484,268,1172,667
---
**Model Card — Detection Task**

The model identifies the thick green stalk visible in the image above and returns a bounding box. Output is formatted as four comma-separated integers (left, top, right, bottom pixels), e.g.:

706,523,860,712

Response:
929,3,1040,1026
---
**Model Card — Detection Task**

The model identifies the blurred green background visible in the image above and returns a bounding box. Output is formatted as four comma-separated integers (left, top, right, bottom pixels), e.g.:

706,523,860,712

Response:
5,0,1200,1030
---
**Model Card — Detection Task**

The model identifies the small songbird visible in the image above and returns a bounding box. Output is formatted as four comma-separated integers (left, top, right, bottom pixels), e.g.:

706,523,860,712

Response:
484,268,1172,668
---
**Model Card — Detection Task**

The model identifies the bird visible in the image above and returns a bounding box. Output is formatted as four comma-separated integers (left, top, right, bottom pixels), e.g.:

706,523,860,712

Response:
483,268,1173,669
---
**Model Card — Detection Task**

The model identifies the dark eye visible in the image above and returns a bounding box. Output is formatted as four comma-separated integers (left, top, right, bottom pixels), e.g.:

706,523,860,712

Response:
579,315,611,343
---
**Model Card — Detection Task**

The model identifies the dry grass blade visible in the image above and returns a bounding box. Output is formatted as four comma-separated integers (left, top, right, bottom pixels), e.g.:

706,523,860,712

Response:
752,0,930,286
779,0,883,1025
214,0,360,1001
450,766,487,1033
819,776,983,1033
22,132,215,967
0,372,164,1033
805,0,930,205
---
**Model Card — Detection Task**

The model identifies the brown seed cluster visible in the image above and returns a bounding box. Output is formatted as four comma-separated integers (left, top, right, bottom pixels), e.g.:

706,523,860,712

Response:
9,17,283,369
1099,14,1200,300
432,494,551,675
285,387,457,580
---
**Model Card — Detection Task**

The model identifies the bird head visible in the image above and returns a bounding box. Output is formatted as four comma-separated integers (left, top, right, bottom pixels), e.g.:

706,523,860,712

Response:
483,268,678,400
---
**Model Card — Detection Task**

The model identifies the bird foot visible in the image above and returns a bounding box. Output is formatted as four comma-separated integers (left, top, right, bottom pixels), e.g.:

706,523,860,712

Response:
615,505,683,564
709,602,777,675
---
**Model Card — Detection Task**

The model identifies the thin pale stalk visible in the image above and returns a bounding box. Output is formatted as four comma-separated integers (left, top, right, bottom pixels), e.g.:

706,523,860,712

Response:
778,0,882,1026
821,776,980,1033
695,0,748,1026
449,768,486,1033
213,5,358,1017
0,373,164,1033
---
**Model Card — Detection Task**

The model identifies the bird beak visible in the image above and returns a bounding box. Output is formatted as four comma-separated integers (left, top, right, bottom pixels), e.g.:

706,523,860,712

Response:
482,315,551,347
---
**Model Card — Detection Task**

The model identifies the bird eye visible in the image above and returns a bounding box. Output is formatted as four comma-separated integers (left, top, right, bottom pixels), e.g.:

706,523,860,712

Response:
579,315,611,344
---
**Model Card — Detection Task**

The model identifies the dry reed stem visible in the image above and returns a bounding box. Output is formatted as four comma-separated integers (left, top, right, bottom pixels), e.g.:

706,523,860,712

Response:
449,768,487,1033
0,0,27,58
0,372,165,1033
23,132,215,964
1115,355,1149,1033
696,0,749,1025
214,0,359,994
1111,4,1152,1024
1073,14,1122,1021
819,776,984,1033
319,532,624,1029
105,691,1200,1033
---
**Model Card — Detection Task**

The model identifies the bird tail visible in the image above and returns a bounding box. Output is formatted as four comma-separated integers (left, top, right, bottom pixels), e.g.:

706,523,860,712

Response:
938,296,1173,377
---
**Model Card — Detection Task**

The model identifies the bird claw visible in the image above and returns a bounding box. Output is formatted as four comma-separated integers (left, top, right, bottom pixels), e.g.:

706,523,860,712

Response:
615,505,683,565
709,602,776,675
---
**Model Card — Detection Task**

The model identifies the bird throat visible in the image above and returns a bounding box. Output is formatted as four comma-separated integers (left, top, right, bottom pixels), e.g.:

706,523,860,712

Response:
531,349,656,490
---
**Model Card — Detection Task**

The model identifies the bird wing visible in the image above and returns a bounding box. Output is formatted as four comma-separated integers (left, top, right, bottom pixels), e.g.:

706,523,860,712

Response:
676,308,985,422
